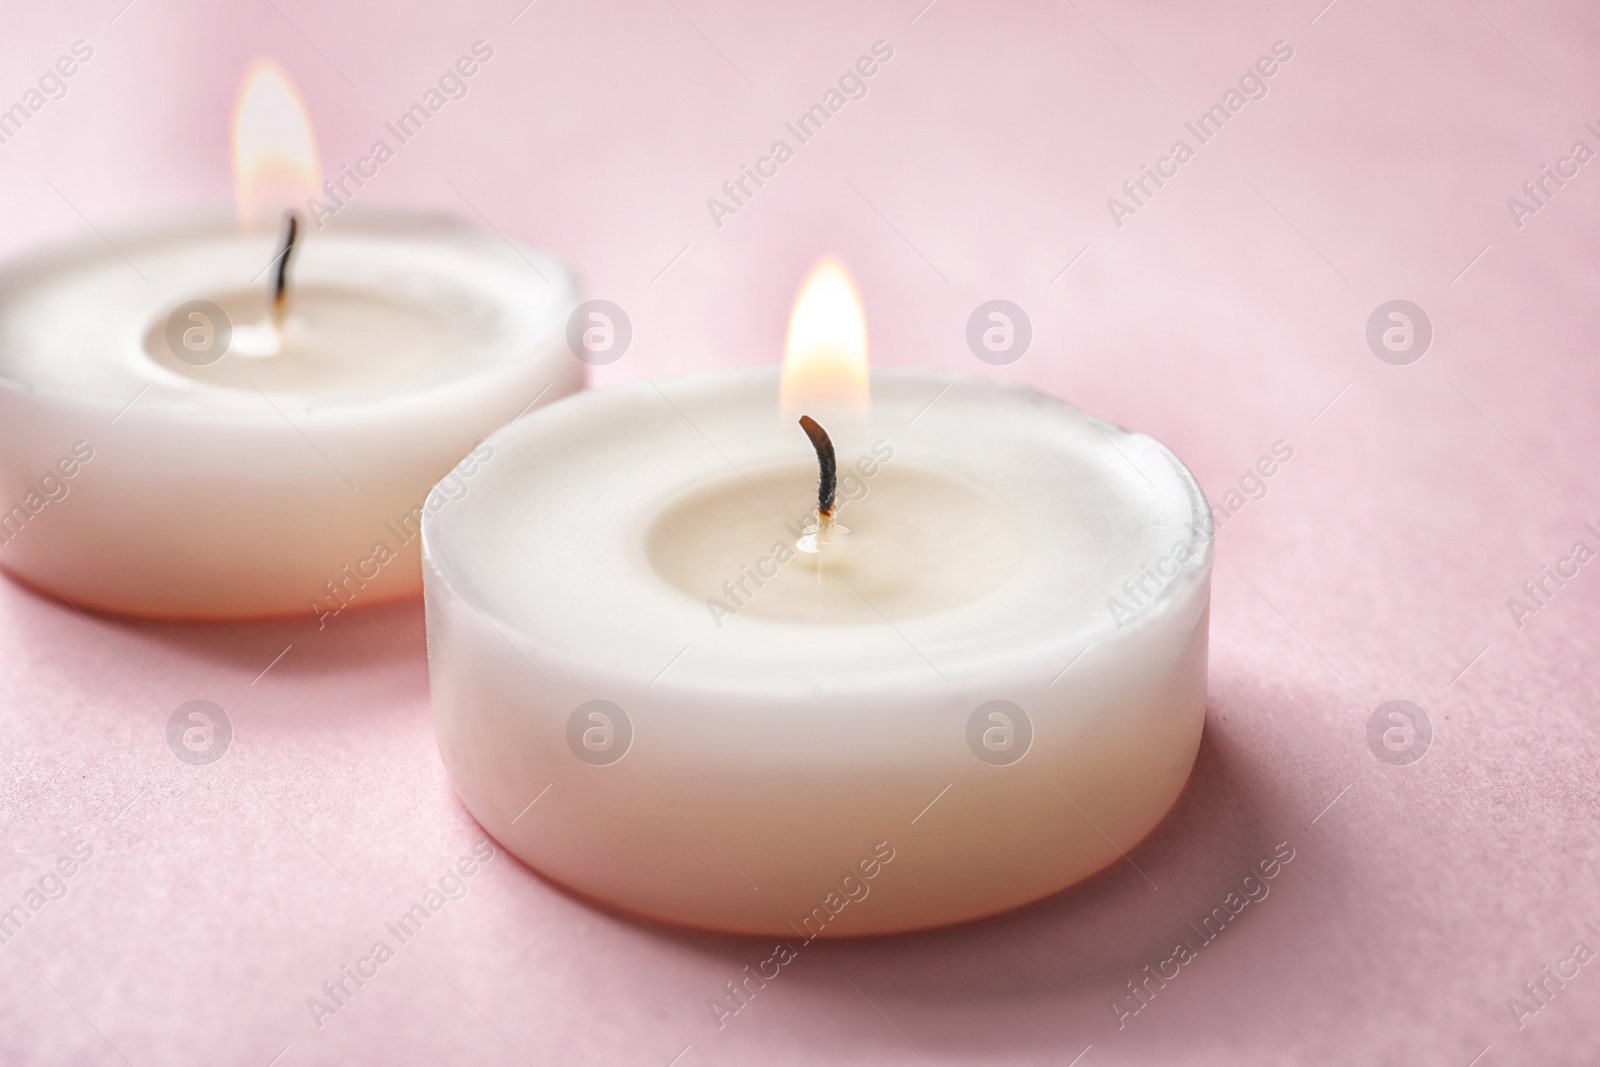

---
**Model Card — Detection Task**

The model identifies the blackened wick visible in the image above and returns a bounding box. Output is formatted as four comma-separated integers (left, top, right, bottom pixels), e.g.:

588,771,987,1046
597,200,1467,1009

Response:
798,415,837,520
272,211,300,318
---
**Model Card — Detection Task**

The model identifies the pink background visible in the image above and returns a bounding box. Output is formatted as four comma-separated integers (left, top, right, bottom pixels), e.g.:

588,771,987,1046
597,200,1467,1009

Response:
2,0,1599,1063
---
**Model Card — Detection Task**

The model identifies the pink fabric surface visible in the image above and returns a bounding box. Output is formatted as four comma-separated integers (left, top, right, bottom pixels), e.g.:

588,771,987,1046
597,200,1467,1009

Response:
2,0,1598,1063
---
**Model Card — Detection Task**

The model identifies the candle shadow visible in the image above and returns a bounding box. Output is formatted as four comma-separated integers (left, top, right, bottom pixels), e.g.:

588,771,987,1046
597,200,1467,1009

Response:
774,721,1298,983
574,711,1337,1051
3,570,425,684
136,601,427,689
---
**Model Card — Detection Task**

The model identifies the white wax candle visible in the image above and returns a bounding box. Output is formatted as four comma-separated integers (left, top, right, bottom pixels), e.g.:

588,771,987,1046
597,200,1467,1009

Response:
0,212,579,618
423,369,1211,936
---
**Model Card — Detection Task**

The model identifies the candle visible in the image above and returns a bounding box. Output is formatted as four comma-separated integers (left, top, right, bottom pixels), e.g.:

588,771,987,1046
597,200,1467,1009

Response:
423,262,1212,936
0,61,579,619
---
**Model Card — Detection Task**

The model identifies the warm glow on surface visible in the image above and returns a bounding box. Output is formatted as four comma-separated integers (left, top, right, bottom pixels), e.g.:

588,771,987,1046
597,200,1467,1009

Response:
780,258,869,415
232,59,321,231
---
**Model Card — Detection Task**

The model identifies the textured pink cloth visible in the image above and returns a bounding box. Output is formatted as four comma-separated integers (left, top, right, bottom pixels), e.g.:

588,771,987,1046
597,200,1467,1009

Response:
1,1,1598,1063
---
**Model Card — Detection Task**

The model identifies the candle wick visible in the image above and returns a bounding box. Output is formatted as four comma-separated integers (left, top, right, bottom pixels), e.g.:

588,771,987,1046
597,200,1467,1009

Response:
271,210,300,330
798,415,837,524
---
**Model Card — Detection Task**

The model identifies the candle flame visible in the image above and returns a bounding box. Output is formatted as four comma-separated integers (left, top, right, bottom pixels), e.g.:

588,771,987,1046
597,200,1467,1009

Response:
780,258,869,415
232,59,321,231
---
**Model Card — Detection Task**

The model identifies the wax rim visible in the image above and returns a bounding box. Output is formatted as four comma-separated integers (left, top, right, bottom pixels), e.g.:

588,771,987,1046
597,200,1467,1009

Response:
421,367,1214,698
0,207,578,419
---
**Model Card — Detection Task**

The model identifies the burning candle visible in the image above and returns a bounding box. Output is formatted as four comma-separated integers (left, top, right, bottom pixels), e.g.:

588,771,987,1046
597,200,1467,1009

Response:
423,261,1212,936
0,60,579,619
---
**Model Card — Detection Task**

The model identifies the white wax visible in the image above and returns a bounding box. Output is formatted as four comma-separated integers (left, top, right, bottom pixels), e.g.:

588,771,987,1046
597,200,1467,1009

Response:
647,464,1028,624
0,212,580,618
424,369,1212,936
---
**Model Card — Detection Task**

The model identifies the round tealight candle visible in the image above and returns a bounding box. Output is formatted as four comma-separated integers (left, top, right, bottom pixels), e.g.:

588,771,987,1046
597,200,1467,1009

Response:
0,212,580,619
423,368,1211,936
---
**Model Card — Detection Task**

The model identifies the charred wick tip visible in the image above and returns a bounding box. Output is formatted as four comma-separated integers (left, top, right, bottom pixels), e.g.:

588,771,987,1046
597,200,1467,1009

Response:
272,211,300,313
798,415,837,519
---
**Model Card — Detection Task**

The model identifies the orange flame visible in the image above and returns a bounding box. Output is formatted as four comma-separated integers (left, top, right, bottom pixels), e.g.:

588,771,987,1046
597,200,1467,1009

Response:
232,59,321,231
780,258,869,415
